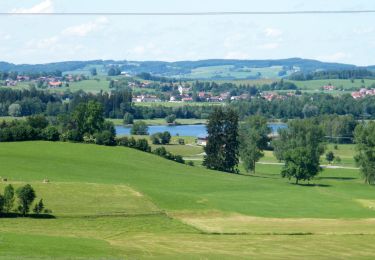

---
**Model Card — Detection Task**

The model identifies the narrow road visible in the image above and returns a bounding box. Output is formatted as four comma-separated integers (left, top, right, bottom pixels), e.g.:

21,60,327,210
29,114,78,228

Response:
183,158,359,170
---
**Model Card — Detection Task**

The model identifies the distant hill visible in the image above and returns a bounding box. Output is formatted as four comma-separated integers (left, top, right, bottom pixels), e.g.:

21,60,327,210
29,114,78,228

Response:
0,58,372,80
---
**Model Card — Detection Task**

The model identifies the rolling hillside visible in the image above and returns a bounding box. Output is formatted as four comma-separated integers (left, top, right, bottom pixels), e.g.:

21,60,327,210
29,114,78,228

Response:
1,141,375,259
1,58,371,80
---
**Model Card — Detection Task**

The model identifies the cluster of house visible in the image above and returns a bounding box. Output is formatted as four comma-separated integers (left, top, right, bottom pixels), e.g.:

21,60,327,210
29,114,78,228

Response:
322,85,335,91
132,95,161,103
351,88,375,99
3,74,83,88
128,82,150,88
261,92,295,101
3,75,30,86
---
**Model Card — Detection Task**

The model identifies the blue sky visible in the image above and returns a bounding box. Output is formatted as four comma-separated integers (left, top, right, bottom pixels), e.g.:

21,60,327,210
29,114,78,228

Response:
0,0,375,65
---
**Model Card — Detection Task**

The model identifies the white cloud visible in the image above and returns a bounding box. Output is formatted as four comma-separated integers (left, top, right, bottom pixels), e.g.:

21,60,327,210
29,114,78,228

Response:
11,0,54,13
317,52,352,62
258,43,279,50
62,17,109,37
0,33,12,41
264,28,283,38
26,36,59,49
224,51,250,60
354,27,374,35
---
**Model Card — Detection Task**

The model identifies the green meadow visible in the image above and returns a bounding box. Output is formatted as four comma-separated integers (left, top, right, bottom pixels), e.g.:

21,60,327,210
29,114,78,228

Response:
1,141,375,259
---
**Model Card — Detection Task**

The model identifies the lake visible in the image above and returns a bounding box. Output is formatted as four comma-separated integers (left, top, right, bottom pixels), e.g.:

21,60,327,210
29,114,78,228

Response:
115,123,286,137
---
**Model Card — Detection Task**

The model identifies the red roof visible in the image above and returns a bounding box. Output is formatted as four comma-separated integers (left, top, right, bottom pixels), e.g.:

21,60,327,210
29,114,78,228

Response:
49,81,62,86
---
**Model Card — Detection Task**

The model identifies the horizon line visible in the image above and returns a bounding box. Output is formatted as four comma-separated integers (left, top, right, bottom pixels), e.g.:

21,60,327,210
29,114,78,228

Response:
2,10,375,16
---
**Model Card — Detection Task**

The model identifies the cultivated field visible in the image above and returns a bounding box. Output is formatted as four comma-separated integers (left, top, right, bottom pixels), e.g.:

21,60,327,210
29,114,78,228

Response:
1,141,375,259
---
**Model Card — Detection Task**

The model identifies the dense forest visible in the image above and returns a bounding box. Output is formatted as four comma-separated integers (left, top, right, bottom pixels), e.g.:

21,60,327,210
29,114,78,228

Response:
289,69,375,81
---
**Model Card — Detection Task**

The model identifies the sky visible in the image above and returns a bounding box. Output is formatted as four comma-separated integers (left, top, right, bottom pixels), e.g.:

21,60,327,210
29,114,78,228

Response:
0,0,375,65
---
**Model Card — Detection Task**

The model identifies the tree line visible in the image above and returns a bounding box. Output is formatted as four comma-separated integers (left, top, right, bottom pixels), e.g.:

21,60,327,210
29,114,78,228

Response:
289,69,375,81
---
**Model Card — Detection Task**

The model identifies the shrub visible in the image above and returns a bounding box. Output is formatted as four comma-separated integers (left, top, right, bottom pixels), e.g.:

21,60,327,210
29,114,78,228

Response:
150,132,171,145
33,199,44,215
150,133,161,144
42,126,60,141
95,130,116,146
117,136,130,146
135,139,151,152
26,115,49,129
187,161,194,166
64,129,83,142
165,114,176,124
153,147,167,157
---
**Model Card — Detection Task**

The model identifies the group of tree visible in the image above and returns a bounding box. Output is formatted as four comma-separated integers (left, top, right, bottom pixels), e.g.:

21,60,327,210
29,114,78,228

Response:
0,184,49,217
203,108,328,185
232,94,375,121
153,147,185,164
116,136,151,153
107,66,122,76
0,101,116,146
273,119,325,184
150,131,171,145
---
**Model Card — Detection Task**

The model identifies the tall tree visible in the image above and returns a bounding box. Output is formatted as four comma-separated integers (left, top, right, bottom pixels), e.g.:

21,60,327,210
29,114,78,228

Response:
73,100,105,136
16,184,36,216
3,184,15,213
239,116,270,173
354,122,375,184
203,107,239,173
273,119,325,184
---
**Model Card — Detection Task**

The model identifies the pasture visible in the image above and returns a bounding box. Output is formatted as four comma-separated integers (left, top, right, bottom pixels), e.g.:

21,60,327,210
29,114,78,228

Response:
1,141,375,259
175,65,294,79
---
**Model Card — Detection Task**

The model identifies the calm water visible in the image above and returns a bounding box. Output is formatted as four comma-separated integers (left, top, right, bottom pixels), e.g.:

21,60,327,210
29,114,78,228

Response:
115,123,286,137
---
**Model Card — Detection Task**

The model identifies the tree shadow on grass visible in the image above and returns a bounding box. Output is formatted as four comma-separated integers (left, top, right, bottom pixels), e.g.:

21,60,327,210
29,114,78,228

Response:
0,213,55,219
291,183,332,188
318,177,356,181
238,173,280,179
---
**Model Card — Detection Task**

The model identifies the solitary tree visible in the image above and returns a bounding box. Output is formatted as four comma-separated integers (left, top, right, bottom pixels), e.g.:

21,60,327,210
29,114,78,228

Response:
326,151,335,164
123,112,134,125
274,119,325,184
165,114,176,124
354,122,375,184
16,184,36,216
3,184,15,213
73,101,105,137
131,121,149,135
8,103,22,117
160,131,171,145
239,116,270,173
203,107,239,173
90,68,97,76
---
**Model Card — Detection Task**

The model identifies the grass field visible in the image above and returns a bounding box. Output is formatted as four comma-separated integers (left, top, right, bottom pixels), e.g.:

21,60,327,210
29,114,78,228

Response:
175,65,294,79
1,141,375,259
289,79,375,91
